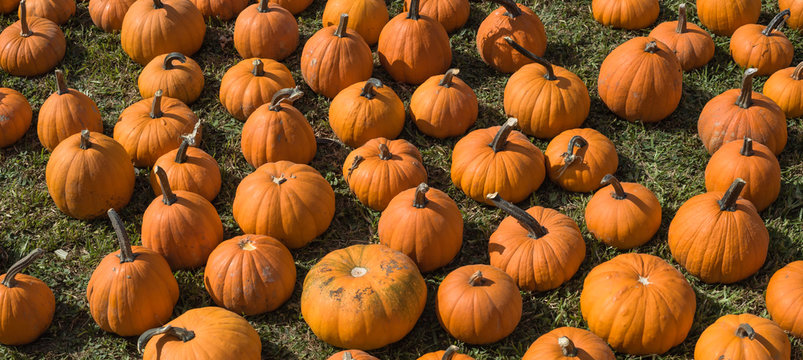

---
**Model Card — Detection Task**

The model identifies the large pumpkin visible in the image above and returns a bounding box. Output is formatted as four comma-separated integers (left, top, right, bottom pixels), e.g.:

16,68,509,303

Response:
764,61,803,118
544,128,618,193
694,314,791,360
120,0,206,65
322,0,388,45
38,70,104,151
476,0,546,73
403,0,469,33
88,0,136,32
696,0,760,36
0,0,19,12
781,0,803,29
705,138,780,212
417,346,474,360
301,244,427,350
592,0,658,29
766,261,803,338
233,0,298,60
0,88,32,148
219,58,295,121
269,0,310,14
138,52,204,104
648,4,715,71
0,0,66,77
188,0,247,20
730,10,793,76
0,249,55,345
150,134,221,202
410,68,477,139
584,174,662,249
329,78,405,148
522,327,615,360
20,0,74,25
328,350,380,360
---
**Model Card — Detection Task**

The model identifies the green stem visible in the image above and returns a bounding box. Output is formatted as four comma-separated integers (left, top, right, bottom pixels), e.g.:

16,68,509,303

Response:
736,68,758,109
717,178,746,212
600,174,626,200
438,69,460,88
360,78,382,99
55,70,69,95
269,87,303,112
162,52,186,70
735,323,756,340
762,10,791,36
504,37,556,80
1,248,45,288
108,209,137,263
488,0,522,17
740,137,754,156
489,118,518,152
79,130,91,150
149,90,163,118
413,183,429,208
137,325,196,353
334,14,349,37
676,4,687,33
486,192,548,238
153,166,178,205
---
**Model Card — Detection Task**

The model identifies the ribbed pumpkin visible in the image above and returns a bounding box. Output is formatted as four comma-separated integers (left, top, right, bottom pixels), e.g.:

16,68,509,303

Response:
188,0,247,20
343,137,428,211
451,118,545,204
0,249,54,346
233,0,298,60
476,0,546,73
544,128,618,193
522,327,615,360
38,70,103,151
378,183,463,272
269,0,310,14
329,78,405,148
328,350,380,360
300,14,373,99
204,235,296,315
87,209,179,337
436,264,522,344
766,261,803,338
0,0,19,12
698,68,787,155
417,346,474,360
138,52,204,104
20,0,74,25
150,134,221,202
580,253,696,355
730,10,793,76
705,138,780,212
0,0,66,77
46,131,136,220
233,161,335,249
668,178,769,283
403,0,469,33
120,0,206,65
487,193,585,291
88,0,136,32
503,37,589,138
377,0,451,84
764,61,803,118
696,0,760,36
219,58,295,121
781,0,803,29
0,88,32,148
410,68,478,138
137,307,261,360
302,244,427,350
648,4,715,71
584,175,662,249
592,0,658,29
694,314,791,360
598,37,682,123
322,0,388,45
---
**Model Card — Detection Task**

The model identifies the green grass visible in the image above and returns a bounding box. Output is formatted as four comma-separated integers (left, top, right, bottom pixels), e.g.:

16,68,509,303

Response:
1,0,802,358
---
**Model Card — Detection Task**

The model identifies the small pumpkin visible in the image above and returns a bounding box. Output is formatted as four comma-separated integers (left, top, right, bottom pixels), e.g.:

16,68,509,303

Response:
696,0,760,36
138,52,204,105
322,0,388,45
522,327,615,360
0,0,66,77
592,0,658,29
150,133,221,202
763,61,803,118
410,68,478,139
328,350,380,360
343,137,428,211
0,88,32,148
219,58,295,121
0,249,55,346
780,0,803,30
88,0,136,32
584,174,662,249
476,0,546,74
544,128,618,193
269,0,310,15
648,4,715,71
694,314,791,360
233,0,298,60
766,261,803,338
417,345,474,360
705,137,780,212
120,0,206,65
329,78,405,148
403,0,469,33
730,10,793,76
38,70,104,151
20,0,75,25
188,0,247,20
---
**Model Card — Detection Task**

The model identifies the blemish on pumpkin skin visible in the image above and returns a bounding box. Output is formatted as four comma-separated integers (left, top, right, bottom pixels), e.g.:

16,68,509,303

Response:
353,287,375,303
322,277,335,286
329,287,344,301
380,259,405,276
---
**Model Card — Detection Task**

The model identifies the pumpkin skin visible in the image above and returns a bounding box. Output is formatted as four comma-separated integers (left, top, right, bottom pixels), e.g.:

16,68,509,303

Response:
241,88,316,167
766,261,803,338
580,253,696,355
150,136,221,202
0,0,66,77
329,78,405,148
403,0,469,33
233,161,335,249
598,37,682,123
592,0,658,29
46,131,136,220
138,52,204,104
476,0,545,74
410,68,478,139
436,264,522,344
696,0,760,36
120,0,206,65
302,244,427,350
233,0,298,60
0,88,32,148
0,0,19,13
269,0,310,15
20,0,75,25
322,0,388,45
328,350,380,360
694,314,791,360
0,249,55,346
204,235,296,315
522,327,615,360
705,138,780,212
188,0,248,20
584,175,662,249
763,61,803,118
648,4,715,71
780,0,803,29
544,128,618,193
300,14,373,99
38,70,104,151
219,58,295,121
698,68,787,155
343,137,428,211
417,346,474,360
88,0,136,32
730,10,793,76
87,209,179,337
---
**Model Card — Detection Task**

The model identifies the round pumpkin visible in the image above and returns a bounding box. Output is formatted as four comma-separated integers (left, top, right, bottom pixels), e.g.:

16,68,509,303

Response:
0,88,32,148
403,0,469,33
150,134,221,202
233,0,298,60
705,137,780,212
120,0,206,65
696,0,760,36
417,345,474,360
0,0,19,13
329,78,405,148
0,249,54,346
764,61,803,118
138,52,204,104
301,244,427,350
781,0,803,29
766,261,803,338
648,4,715,71
580,253,696,355
410,68,478,139
0,0,66,77
269,0,310,15
522,327,615,360
204,235,296,315
188,0,247,20
592,0,658,29
584,174,662,249
20,0,74,25
328,350,379,360
544,128,618,193
38,70,104,151
730,10,793,76
694,314,791,360
233,161,335,249
88,0,136,32
476,0,546,73
322,0,388,45
219,57,295,121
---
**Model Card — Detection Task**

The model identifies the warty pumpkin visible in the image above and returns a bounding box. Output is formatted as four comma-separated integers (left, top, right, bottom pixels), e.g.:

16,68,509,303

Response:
329,78,405,148
694,314,791,360
87,209,179,337
417,345,474,360
20,0,74,25
38,70,103,151
138,52,204,104
120,0,206,65
0,87,32,148
233,0,298,60
584,174,662,249
188,0,247,20
301,244,427,350
476,0,546,73
150,133,221,202
696,0,760,36
269,0,310,15
705,138,780,212
0,0,66,77
219,57,295,121
322,0,388,45
648,4,715,71
522,327,615,360
328,350,380,360
410,68,478,138
88,0,136,32
403,0,469,33
780,0,803,29
730,10,793,76
763,61,803,118
0,249,54,346
766,261,803,338
544,128,618,193
592,0,658,29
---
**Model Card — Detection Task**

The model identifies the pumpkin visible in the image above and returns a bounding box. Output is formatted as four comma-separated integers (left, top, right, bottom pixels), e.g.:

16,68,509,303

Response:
544,128,618,193
0,249,54,345
503,37,589,138
20,0,74,25
329,78,405,148
377,0,451,84
648,4,715,71
410,68,478,138
598,38,682,123
138,52,204,104
417,345,474,360
696,0,760,36
378,183,463,272
322,0,388,45
87,209,179,337
451,118,545,204
780,0,803,29
0,0,66,77
592,0,657,29
38,70,104,151
88,0,136,32
730,10,793,76
120,0,206,65
241,87,316,167
300,13,373,99
150,133,221,202
328,350,379,360
668,178,769,283
46,131,136,220
188,0,247,20
403,0,469,33
301,244,427,350
114,90,200,167
0,0,18,12
522,327,615,360
584,174,662,249
705,138,780,212
764,61,803,118
204,235,296,315
142,166,223,270
0,88,32,148
343,137,428,211
233,0,298,60
698,68,787,155
137,307,261,360
476,0,546,73
487,193,585,291
580,253,696,355
436,264,522,344
233,161,335,249
269,0,310,15
766,261,803,338
694,314,791,360
219,58,295,121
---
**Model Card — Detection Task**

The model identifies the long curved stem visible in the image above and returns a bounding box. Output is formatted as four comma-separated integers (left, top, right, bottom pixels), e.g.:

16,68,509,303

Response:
489,118,518,152
718,178,746,212
441,345,460,360
79,129,91,150
600,174,626,200
560,135,588,170
439,69,460,88
346,155,364,179
558,336,578,357
792,61,803,80
1,248,45,288
108,209,137,263
407,0,420,20
735,323,756,340
334,14,349,37
360,78,382,99
257,0,270,12
149,90,163,118
504,37,556,80
55,70,69,95
269,87,303,111
252,59,264,76
736,68,758,109
763,10,791,36
486,192,548,238
413,183,429,208
740,137,754,156
137,325,196,353
153,166,178,205
488,0,522,17
19,0,31,37
163,52,186,70
676,4,687,33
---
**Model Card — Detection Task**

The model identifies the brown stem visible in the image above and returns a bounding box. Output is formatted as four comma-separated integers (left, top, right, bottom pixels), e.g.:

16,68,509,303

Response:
162,52,186,70
272,175,287,185
504,37,556,80
740,137,754,156
736,68,758,109
441,345,460,360
600,174,626,200
486,192,548,238
413,183,429,208
360,78,382,99
149,90,163,118
342,352,353,360
407,0,420,20
675,4,687,33
763,10,791,36
252,59,264,76
269,87,303,112
735,323,756,340
792,61,803,80
334,14,349,37
1,248,45,288
718,178,746,212
558,336,578,357
137,325,196,353
79,129,91,150
153,166,178,205
378,143,392,160
644,41,658,53
346,155,364,179
257,0,270,12
108,209,137,263
439,69,460,88
152,0,163,9
468,271,486,286
488,0,523,18
489,118,518,152
561,135,588,169
174,137,191,163
55,70,69,95
19,0,31,37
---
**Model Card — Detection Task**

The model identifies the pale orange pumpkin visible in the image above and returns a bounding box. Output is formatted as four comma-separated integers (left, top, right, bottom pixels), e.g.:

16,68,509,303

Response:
409,68,478,139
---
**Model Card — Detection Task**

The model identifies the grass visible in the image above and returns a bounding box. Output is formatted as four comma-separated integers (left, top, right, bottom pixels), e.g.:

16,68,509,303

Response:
1,0,802,358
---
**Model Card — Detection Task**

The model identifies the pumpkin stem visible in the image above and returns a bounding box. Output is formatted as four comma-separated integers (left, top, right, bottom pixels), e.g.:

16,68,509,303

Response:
342,353,353,360
19,0,31,37
735,323,756,340
644,41,658,53
504,37,556,80
149,90,164,118
488,0,522,18
736,68,758,109
378,143,392,160
558,135,588,176
1,248,45,288
108,209,137,263
762,9,791,36
676,4,687,33
257,0,270,12
360,78,383,99
558,336,578,357
468,271,486,286
272,175,287,185
252,59,264,76
79,129,91,150
346,155,364,179
441,345,460,360
137,325,196,353
174,121,200,163
439,69,460,88
489,118,518,152
153,166,178,205
334,13,349,37
162,52,186,70
792,61,803,80
269,87,303,112
486,192,548,238
407,0,420,20
740,137,754,156
600,174,626,200
413,183,429,208
718,178,746,212
55,70,69,95
152,0,163,9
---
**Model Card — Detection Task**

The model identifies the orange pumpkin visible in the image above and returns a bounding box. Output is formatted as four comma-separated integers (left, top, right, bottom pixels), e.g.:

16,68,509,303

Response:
0,249,54,345
38,70,103,151
522,327,615,360
780,0,803,29
328,350,379,360
88,0,136,32
544,128,618,193
0,0,19,12
477,0,546,74
592,0,657,29
138,52,204,105
694,314,791,360
763,61,803,118
0,88,32,148
417,346,474,360
730,10,793,76
410,68,478,138
648,4,715,71
322,0,388,45
20,0,74,25
705,138,780,212
150,133,221,202
766,261,803,338
329,78,405,148
219,58,295,121
188,0,247,20
269,0,310,15
0,0,66,76
696,0,760,36
233,0,298,60
403,0,469,33
120,0,205,65
584,174,662,249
